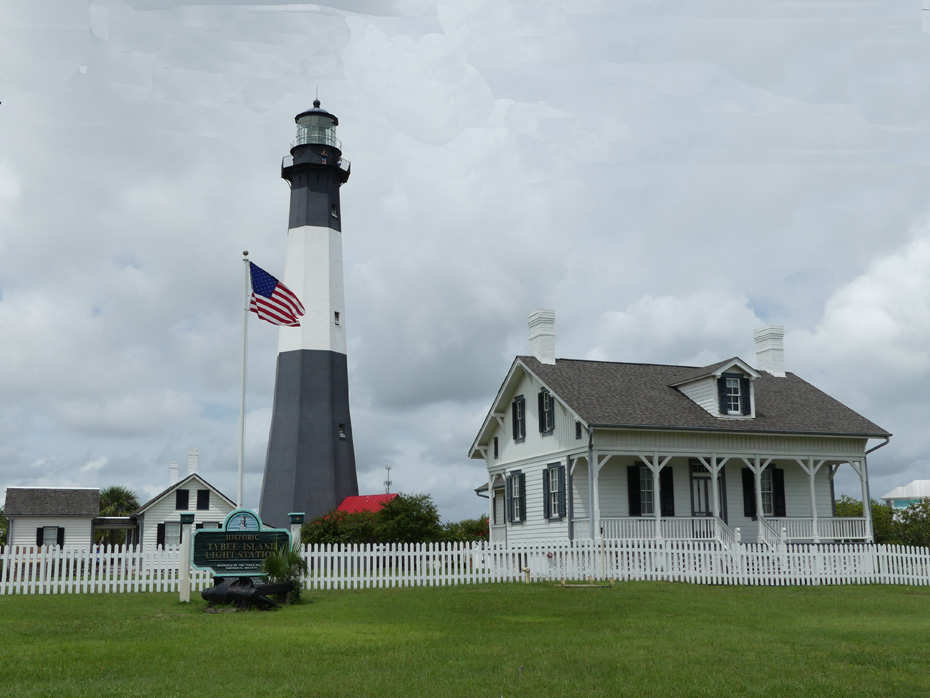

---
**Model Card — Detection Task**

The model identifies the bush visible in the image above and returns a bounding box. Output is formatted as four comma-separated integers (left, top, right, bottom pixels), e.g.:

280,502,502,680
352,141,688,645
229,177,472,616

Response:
441,515,489,543
300,494,486,545
301,509,377,545
374,494,442,544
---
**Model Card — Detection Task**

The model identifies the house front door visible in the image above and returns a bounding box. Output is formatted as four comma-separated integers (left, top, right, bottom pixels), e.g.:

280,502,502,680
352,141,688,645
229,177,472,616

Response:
690,462,727,524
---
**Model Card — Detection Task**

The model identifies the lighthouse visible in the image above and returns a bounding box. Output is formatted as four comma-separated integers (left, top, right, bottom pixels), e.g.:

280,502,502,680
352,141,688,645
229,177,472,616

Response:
258,100,359,528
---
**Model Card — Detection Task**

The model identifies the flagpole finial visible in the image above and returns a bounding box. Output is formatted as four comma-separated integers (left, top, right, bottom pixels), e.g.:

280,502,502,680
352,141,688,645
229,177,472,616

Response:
243,250,249,257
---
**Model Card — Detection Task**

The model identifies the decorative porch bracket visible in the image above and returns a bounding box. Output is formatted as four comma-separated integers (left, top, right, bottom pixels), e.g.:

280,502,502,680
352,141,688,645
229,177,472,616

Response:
739,456,773,543
793,456,827,543
693,454,730,522
635,452,672,540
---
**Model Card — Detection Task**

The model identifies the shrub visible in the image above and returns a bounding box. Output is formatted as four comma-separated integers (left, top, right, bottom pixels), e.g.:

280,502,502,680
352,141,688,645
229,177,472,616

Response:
261,543,309,604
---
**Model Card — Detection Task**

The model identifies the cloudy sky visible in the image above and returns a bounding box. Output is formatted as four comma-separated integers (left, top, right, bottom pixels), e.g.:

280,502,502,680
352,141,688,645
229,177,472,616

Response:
3,0,930,522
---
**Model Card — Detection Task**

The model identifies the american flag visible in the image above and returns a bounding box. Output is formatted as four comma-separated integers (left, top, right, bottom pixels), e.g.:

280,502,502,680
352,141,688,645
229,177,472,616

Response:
248,262,305,327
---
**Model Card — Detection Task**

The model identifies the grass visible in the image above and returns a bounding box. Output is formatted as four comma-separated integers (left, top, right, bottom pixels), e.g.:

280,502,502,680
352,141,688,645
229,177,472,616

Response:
2,582,930,697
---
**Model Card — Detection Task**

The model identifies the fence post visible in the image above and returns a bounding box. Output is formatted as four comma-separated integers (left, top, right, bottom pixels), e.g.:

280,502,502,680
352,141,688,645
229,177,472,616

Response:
178,513,195,603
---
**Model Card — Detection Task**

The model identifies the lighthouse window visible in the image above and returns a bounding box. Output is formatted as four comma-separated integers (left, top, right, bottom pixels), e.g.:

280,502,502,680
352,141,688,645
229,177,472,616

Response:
331,204,339,218
334,311,340,326
338,424,346,439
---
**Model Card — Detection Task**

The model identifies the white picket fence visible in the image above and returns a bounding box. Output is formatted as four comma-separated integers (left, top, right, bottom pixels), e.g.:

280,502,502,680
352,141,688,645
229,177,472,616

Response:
4,539,930,595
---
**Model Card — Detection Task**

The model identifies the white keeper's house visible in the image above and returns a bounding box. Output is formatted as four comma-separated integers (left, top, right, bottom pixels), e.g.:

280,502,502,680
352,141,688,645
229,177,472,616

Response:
469,311,891,547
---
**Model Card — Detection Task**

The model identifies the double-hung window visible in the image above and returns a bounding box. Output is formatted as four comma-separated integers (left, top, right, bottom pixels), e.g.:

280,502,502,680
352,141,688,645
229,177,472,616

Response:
506,471,526,523
511,396,526,442
718,373,751,416
760,468,774,516
538,389,554,435
639,465,655,515
543,464,566,519
165,521,181,547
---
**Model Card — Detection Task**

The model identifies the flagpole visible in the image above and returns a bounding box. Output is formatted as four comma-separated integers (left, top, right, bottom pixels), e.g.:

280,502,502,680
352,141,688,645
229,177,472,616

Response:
238,251,249,508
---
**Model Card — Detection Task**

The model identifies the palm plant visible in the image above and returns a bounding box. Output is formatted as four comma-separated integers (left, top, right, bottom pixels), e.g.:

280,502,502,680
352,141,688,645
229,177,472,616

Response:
261,543,309,604
97,486,140,546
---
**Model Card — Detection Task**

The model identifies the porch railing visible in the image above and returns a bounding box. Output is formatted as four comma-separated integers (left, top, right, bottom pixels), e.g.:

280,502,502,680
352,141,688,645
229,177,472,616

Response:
766,517,869,542
572,517,734,544
758,517,783,547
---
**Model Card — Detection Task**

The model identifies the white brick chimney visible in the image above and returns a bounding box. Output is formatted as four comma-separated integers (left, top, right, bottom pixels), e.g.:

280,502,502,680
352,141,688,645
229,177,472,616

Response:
528,310,556,365
754,326,786,377
187,447,199,476
169,461,179,485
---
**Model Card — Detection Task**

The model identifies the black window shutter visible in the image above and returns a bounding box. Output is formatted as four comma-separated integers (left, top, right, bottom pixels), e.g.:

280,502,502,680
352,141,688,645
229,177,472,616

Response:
36,527,44,546
195,522,204,530
740,377,751,415
558,466,567,518
543,469,551,519
538,392,545,433
511,402,519,439
627,465,642,517
197,489,209,510
176,489,189,510
505,476,513,522
660,467,675,517
741,469,756,519
156,523,166,548
717,377,728,413
57,528,65,546
518,473,526,522
773,468,787,517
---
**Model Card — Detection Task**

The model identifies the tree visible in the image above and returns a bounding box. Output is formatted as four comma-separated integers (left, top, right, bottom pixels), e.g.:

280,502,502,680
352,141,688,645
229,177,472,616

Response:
894,499,930,548
442,515,489,543
301,509,377,545
374,493,442,544
96,486,140,546
835,495,898,545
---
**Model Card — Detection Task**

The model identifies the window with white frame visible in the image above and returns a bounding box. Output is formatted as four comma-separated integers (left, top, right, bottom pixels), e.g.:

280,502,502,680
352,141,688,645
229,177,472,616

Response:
549,467,559,515
640,465,654,515
44,526,57,544
725,377,741,414
165,521,181,547
718,373,751,416
507,471,526,522
544,464,566,520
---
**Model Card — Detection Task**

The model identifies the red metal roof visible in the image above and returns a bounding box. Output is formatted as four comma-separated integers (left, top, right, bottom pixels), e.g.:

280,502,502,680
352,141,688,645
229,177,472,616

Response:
336,493,397,514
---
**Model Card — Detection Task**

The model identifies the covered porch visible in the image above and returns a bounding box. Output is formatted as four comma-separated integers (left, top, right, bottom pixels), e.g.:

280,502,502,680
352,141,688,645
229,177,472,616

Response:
571,448,873,545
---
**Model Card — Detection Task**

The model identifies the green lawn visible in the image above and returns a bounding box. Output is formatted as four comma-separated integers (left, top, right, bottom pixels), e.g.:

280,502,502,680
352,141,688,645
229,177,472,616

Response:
2,582,929,697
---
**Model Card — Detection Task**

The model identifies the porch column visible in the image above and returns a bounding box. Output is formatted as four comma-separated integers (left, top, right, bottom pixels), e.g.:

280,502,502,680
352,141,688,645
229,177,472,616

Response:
741,456,771,543
653,459,662,540
795,457,825,543
587,452,597,541
853,459,873,543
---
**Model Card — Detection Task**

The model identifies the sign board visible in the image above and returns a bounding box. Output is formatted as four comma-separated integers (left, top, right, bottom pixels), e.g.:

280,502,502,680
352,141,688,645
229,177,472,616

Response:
191,509,292,576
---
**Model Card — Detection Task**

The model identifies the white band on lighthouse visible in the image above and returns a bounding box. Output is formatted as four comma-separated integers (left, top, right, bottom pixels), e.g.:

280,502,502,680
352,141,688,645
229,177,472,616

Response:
278,224,347,355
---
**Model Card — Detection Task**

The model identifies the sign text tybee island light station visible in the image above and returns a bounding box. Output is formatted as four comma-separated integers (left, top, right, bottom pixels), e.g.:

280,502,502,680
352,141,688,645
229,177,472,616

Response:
192,509,292,576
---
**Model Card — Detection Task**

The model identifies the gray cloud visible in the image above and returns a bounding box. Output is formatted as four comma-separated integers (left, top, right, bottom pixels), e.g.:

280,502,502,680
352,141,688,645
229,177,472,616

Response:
1,0,928,518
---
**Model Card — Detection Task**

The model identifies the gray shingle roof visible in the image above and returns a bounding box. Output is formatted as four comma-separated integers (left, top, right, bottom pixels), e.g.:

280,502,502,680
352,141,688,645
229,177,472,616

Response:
519,356,890,438
5,488,99,517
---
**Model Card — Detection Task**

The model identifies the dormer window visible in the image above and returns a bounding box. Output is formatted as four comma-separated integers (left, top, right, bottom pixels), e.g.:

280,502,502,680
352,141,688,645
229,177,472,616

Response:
718,373,751,416
725,377,741,413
